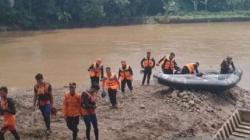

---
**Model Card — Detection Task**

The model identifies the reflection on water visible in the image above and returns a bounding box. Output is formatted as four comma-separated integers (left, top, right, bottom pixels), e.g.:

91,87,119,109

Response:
0,22,250,90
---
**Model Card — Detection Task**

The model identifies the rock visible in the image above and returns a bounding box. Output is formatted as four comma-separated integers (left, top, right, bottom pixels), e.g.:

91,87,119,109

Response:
187,128,196,136
211,123,216,129
140,104,146,109
183,94,189,99
182,103,189,109
194,99,201,104
206,107,214,113
178,92,186,98
171,92,178,98
166,94,172,98
189,100,195,106
182,98,188,103
195,106,200,110
201,123,209,132
149,134,155,139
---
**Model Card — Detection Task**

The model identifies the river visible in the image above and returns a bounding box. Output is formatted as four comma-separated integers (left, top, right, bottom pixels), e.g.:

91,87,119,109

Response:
0,22,249,90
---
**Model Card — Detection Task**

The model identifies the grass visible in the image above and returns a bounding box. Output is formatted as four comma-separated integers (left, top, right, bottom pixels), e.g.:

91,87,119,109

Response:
150,11,250,24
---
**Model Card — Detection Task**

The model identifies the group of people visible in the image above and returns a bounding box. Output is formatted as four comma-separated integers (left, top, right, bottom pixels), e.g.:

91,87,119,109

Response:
0,51,236,140
34,74,99,140
0,73,99,140
141,52,235,84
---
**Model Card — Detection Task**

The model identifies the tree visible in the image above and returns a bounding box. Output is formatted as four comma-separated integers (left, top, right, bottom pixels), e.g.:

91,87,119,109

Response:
200,0,209,10
57,11,72,23
2,0,250,29
103,0,130,19
243,0,250,10
163,0,180,14
145,0,165,15
78,0,104,24
0,0,13,23
30,0,58,24
191,0,199,11
207,0,228,11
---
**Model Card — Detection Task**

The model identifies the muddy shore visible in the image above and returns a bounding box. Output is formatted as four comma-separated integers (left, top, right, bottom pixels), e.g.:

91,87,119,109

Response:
1,82,250,140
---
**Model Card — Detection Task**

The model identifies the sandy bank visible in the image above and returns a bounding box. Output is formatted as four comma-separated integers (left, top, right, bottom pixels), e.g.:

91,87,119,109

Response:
1,82,250,140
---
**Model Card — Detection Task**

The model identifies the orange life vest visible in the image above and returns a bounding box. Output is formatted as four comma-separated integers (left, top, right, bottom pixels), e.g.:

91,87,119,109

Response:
63,92,81,117
143,58,154,68
0,99,16,126
89,63,102,77
185,63,195,74
34,83,50,105
163,58,175,70
119,65,133,81
104,73,119,90
35,83,50,95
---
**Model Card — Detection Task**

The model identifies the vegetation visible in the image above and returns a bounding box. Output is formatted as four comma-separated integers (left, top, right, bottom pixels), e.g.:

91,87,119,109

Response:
1,0,250,29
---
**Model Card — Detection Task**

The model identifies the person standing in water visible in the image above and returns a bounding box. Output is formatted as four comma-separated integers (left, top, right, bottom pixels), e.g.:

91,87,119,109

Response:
33,73,53,134
63,83,81,140
118,60,133,93
88,59,104,91
140,51,155,85
81,88,99,140
0,86,20,140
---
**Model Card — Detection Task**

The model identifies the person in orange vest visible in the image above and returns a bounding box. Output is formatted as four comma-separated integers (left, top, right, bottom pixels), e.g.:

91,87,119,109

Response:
119,60,133,93
33,73,53,134
102,67,120,108
140,51,155,85
88,59,104,91
63,82,82,140
0,86,20,140
220,56,235,74
181,62,200,74
81,88,99,140
157,52,180,74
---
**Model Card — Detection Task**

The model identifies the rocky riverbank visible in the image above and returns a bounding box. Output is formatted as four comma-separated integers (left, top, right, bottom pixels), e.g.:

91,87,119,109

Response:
1,82,250,140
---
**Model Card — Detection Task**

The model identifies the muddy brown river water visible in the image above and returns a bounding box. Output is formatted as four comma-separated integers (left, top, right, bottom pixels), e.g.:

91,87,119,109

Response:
0,22,249,90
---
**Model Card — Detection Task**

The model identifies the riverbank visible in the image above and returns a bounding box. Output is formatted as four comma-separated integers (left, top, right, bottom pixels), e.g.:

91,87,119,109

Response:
1,82,250,140
1,11,250,31
155,11,250,24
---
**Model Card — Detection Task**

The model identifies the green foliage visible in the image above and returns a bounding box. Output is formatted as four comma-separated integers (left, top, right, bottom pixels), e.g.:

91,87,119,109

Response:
78,0,104,23
103,0,131,18
0,0,13,23
1,0,250,29
57,11,72,23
